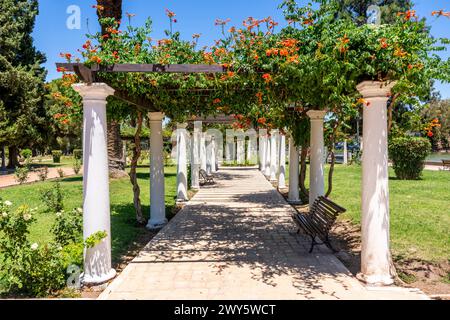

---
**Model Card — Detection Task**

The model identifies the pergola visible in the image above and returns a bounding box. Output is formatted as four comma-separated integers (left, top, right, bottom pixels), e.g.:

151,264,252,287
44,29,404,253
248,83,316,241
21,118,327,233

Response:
58,62,396,287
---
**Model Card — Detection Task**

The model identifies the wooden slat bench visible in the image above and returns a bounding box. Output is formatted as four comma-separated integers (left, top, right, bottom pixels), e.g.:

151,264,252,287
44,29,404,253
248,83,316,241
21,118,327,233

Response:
292,196,346,253
199,169,215,185
442,160,450,171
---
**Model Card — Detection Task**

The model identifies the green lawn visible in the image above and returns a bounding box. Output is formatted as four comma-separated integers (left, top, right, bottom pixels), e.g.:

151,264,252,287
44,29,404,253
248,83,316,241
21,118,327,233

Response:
29,156,76,169
0,165,178,263
287,165,450,263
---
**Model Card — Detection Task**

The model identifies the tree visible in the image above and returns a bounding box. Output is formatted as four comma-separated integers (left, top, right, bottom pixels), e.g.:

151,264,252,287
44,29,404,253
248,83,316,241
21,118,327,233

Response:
421,99,450,151
45,78,83,152
95,0,128,177
128,112,146,225
0,0,48,168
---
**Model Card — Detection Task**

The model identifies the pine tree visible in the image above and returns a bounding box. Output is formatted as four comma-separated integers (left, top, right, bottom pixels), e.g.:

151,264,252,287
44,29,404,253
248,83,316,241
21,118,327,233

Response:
0,0,48,168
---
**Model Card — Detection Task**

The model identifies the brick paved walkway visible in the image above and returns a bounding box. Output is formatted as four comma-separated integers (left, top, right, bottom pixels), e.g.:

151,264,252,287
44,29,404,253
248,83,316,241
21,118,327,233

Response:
0,167,79,189
99,167,428,300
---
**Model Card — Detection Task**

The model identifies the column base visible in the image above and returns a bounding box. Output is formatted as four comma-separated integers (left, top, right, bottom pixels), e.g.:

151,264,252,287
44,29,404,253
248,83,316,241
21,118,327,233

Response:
288,199,302,205
146,219,168,230
82,268,117,286
356,272,395,286
176,199,189,204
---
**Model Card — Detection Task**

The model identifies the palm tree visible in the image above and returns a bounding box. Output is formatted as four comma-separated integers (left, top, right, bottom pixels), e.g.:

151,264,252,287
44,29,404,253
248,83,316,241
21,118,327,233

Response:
95,0,128,177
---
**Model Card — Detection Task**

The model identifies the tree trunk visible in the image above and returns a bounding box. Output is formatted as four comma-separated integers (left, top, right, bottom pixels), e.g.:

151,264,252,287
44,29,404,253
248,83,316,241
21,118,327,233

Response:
1,145,6,171
325,148,336,197
7,146,19,169
129,112,146,225
96,0,123,34
388,93,400,133
96,0,127,178
107,120,127,178
325,117,340,197
299,146,309,201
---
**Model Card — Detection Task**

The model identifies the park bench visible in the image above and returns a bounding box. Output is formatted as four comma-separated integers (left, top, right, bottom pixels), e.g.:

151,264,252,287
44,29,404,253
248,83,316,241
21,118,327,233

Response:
442,160,450,171
292,196,346,253
199,169,215,185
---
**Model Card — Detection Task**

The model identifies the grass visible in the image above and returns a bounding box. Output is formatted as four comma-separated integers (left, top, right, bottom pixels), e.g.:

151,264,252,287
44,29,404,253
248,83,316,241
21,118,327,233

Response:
287,164,450,263
30,156,76,169
0,165,178,263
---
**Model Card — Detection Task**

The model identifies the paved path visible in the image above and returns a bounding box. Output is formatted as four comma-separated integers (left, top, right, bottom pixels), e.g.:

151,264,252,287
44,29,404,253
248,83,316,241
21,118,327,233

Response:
0,167,79,188
99,167,428,300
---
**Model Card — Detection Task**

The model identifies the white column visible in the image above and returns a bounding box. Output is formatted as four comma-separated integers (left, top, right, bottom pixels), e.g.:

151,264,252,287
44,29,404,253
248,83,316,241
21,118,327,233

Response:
264,136,271,177
200,133,207,171
288,136,300,204
237,135,245,164
191,121,201,190
357,81,396,286
259,131,267,171
270,130,278,181
247,133,257,164
147,112,167,230
343,140,348,165
307,110,327,208
278,134,287,188
246,138,251,163
225,137,233,162
211,137,218,172
176,123,188,202
205,135,212,174
72,83,116,285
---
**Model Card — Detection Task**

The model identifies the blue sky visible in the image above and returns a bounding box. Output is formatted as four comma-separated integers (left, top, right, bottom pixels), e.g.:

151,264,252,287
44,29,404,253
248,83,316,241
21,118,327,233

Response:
34,0,449,98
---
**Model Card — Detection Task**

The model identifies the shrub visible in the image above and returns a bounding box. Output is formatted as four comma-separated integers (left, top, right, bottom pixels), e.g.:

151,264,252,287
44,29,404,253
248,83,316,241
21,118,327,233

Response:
57,168,65,178
52,150,62,163
20,149,33,168
51,208,83,247
0,198,106,297
389,137,432,180
72,160,81,175
0,202,66,297
139,150,149,165
14,167,29,184
36,166,49,182
40,181,64,213
73,149,82,161
20,149,32,160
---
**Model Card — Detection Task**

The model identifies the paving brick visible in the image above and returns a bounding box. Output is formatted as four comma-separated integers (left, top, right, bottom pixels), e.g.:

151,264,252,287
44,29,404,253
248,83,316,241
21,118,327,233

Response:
99,168,429,300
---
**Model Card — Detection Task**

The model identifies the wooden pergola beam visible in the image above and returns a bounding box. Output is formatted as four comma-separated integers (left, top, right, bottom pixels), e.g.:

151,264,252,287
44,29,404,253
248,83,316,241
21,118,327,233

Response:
187,114,236,124
57,62,228,110
57,63,226,74
113,89,157,112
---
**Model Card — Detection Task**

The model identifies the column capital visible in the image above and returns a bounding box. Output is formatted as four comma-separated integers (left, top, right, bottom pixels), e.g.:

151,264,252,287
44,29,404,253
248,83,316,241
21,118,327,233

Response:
307,110,327,120
72,83,115,100
148,112,165,122
176,123,188,129
357,80,397,99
